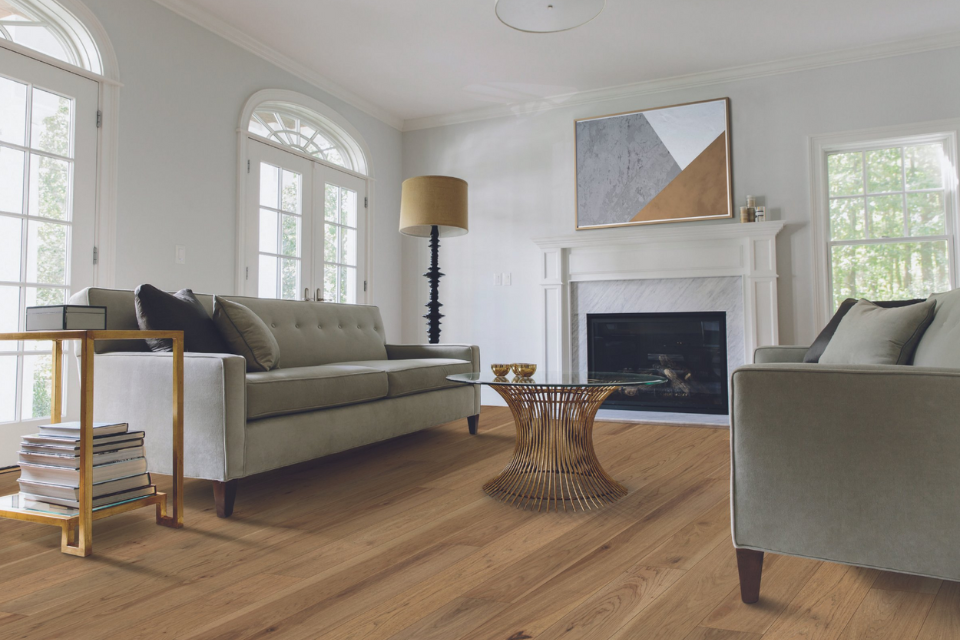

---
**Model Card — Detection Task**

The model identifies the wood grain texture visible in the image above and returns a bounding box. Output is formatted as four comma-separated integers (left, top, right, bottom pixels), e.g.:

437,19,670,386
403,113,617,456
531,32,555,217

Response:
0,407,948,640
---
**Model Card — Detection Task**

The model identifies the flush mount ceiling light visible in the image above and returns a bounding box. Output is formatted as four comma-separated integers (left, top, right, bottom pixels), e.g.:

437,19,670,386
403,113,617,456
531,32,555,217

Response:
495,0,605,33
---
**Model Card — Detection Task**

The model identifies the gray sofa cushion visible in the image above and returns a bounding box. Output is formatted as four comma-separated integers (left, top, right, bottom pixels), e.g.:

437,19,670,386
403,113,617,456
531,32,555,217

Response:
337,358,472,397
913,289,960,368
213,296,280,372
820,298,936,365
246,364,388,420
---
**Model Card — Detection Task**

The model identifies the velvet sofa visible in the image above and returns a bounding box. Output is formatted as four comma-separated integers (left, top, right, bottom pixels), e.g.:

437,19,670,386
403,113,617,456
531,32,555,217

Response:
730,291,960,601
68,287,480,517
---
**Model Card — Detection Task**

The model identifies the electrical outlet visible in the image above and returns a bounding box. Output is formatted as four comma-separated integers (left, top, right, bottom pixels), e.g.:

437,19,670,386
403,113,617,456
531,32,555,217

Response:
494,273,502,286
503,273,512,286
176,245,186,264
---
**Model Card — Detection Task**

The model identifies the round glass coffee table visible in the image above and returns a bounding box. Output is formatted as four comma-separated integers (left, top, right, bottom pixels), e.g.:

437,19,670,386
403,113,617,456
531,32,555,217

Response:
447,372,664,512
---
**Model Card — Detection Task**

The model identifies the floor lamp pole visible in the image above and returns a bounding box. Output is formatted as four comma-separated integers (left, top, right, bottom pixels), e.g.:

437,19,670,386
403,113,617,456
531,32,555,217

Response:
424,224,443,344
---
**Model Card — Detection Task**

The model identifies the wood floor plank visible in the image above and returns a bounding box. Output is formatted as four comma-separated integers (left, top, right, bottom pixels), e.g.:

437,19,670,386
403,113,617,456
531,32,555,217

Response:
837,588,935,640
683,627,763,640
762,562,880,640
385,597,506,640
607,536,739,640
872,571,943,595
701,552,822,635
537,564,684,640
638,498,731,570
915,581,960,640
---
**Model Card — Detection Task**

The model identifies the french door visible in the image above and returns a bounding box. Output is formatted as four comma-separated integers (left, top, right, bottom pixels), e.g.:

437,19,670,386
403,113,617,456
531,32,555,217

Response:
0,47,98,464
245,139,367,303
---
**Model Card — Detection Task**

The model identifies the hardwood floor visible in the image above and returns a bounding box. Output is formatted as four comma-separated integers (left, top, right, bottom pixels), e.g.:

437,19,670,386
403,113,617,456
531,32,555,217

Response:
0,406,955,639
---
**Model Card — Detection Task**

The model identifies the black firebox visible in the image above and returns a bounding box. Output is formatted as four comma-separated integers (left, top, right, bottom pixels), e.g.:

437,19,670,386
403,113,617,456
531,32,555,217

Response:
587,312,728,414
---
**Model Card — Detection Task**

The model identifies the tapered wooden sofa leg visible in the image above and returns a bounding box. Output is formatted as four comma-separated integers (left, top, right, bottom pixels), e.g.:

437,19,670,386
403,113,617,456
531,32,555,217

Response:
467,414,479,435
213,479,238,518
736,548,764,604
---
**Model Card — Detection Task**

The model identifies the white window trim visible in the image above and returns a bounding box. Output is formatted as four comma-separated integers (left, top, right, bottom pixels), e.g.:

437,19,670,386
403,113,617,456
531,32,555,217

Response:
808,119,960,327
236,89,375,301
0,0,120,290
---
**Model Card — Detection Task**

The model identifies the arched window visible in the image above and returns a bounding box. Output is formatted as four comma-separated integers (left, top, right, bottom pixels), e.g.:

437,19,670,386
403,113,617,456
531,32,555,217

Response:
247,101,367,175
240,91,372,305
0,0,102,73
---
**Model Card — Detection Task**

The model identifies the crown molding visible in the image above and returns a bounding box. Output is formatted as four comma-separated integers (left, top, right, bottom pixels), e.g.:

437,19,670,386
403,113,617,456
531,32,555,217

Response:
403,30,960,132
149,0,404,131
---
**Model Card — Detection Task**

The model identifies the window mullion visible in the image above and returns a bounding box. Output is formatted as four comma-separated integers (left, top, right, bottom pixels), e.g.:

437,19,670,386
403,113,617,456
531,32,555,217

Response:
901,147,909,238
861,151,870,239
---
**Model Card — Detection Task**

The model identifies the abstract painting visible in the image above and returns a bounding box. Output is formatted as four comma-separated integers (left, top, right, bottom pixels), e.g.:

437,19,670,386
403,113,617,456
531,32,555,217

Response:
575,98,732,229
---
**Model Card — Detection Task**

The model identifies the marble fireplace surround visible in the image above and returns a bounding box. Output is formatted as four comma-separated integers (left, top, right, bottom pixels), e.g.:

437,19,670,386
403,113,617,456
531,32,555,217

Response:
532,220,784,422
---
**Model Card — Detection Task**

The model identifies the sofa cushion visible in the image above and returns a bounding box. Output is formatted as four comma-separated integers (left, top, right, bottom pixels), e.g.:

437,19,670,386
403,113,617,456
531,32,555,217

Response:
246,364,387,420
913,289,960,368
804,297,926,363
213,296,280,372
820,298,936,365
336,358,472,398
134,284,229,354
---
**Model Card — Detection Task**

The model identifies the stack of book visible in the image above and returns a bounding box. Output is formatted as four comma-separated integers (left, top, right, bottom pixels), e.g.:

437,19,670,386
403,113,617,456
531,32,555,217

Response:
17,421,155,515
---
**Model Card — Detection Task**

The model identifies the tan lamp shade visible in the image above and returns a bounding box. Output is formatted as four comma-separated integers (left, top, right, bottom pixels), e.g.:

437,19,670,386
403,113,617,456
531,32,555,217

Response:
399,175,468,238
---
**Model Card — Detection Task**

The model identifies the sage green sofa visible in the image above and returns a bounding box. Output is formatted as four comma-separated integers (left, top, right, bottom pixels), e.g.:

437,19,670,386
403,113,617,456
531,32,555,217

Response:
730,293,960,602
68,287,480,517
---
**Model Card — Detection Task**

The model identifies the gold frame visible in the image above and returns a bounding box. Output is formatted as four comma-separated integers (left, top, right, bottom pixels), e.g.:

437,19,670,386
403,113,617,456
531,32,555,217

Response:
574,97,734,230
485,383,627,511
0,330,184,556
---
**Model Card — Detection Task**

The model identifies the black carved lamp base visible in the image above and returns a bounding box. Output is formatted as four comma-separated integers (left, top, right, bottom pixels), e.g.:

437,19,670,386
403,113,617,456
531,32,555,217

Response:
424,225,443,344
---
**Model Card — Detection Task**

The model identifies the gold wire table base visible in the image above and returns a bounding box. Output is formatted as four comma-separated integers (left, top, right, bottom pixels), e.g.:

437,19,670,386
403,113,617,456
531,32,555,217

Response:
484,384,626,512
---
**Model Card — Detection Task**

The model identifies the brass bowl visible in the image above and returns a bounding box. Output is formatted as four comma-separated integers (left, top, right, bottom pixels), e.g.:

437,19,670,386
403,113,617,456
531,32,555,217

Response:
491,364,511,377
511,363,537,377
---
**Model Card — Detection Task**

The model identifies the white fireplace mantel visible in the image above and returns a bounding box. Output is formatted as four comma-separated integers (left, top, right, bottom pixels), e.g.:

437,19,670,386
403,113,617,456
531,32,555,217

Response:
532,220,785,373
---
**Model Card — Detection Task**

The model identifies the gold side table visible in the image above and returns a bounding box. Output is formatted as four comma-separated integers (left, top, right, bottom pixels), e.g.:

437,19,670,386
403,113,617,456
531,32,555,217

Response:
0,330,184,556
447,371,664,512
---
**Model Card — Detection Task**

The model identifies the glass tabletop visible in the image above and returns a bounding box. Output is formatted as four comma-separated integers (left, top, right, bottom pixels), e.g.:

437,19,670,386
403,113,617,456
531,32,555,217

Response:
447,372,666,388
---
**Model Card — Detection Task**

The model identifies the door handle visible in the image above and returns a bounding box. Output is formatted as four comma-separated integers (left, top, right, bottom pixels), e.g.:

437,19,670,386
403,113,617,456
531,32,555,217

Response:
303,287,311,301
316,288,324,302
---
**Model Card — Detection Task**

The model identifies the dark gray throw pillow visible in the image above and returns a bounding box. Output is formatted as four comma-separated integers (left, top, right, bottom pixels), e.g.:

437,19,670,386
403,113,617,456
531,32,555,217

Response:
819,299,936,365
804,297,925,363
212,296,280,372
134,284,229,353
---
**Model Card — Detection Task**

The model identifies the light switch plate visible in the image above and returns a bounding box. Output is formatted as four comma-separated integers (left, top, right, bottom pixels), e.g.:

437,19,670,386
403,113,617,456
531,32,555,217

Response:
494,273,502,286
503,273,512,286
176,245,186,264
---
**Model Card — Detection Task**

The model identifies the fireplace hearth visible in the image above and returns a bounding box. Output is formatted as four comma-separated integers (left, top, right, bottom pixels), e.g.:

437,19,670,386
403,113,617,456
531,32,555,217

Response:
587,312,728,415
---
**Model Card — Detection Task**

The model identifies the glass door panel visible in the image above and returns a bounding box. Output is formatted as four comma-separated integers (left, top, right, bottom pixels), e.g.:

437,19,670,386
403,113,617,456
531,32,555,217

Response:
245,140,312,299
316,165,365,304
0,47,98,465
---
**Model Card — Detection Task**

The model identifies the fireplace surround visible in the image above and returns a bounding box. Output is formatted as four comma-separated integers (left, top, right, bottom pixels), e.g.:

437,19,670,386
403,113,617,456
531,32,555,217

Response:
533,221,783,420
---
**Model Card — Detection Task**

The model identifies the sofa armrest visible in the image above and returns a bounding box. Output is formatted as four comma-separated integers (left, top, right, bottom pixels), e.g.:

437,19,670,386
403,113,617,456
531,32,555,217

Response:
386,344,480,371
753,345,809,364
731,362,960,580
92,351,246,481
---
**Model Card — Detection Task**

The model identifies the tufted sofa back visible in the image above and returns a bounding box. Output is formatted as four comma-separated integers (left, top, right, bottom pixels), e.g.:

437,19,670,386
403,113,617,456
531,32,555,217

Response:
69,288,388,368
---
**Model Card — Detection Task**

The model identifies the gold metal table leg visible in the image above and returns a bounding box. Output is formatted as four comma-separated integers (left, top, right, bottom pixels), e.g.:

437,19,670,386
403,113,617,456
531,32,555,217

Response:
157,335,184,528
484,384,626,512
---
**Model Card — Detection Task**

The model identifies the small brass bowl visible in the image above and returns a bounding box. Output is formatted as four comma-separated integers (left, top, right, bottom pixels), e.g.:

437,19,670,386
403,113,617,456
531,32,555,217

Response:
511,363,537,377
491,364,511,376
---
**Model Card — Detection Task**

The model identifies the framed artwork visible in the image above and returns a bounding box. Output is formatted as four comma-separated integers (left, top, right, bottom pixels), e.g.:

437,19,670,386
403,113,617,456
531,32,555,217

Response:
575,97,732,230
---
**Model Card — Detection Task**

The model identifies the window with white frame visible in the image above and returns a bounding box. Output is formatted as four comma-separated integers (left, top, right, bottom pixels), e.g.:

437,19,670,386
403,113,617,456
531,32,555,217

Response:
822,135,958,312
0,0,103,73
244,97,368,305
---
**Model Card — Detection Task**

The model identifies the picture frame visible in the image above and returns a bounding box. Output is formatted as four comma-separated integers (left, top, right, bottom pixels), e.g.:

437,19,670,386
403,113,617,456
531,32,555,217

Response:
575,97,733,230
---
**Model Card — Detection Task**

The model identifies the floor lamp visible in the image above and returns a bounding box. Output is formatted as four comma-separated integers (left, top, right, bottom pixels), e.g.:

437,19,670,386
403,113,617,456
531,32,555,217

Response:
399,175,469,344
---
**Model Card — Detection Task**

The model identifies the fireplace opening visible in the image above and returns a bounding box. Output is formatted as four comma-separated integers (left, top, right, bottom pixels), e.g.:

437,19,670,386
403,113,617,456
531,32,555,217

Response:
587,312,728,415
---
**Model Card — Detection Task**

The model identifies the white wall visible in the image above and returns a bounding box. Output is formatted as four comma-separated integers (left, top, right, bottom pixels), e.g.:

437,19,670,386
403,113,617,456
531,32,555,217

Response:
81,0,404,339
401,47,960,392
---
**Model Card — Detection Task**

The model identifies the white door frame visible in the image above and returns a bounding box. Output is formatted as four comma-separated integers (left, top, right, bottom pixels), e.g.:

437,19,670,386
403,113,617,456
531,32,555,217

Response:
0,1,120,289
236,89,375,302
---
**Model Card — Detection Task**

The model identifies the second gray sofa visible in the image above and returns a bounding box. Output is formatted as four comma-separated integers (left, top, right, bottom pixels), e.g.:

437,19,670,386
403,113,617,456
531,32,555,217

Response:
69,287,480,517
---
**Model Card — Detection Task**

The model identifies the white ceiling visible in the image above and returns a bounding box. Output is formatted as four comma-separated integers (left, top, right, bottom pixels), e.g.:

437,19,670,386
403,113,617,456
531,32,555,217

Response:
167,0,960,127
